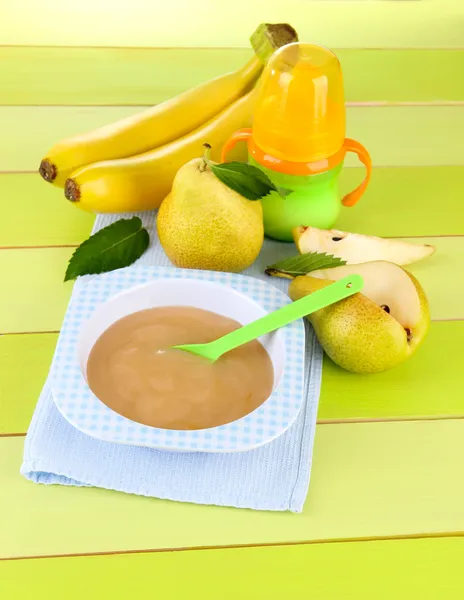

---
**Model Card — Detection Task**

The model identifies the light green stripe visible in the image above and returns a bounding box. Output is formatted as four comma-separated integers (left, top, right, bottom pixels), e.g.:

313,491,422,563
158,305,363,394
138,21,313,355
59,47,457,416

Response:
0,0,462,48
2,322,463,435
1,538,463,598
1,168,461,247
0,237,459,334
1,106,462,172
406,237,464,321
2,420,464,557
0,175,94,246
0,106,138,173
338,166,464,238
1,48,462,105
319,321,464,422
0,334,57,434
344,106,464,167
0,248,74,334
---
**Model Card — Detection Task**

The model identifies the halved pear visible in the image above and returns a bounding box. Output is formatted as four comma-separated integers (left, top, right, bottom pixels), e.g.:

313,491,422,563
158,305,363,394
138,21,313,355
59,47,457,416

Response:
293,226,435,266
289,261,430,374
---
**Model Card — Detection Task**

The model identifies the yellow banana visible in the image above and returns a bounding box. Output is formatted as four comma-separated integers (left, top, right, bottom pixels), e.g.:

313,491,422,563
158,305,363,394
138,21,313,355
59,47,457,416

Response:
65,90,256,213
39,57,261,187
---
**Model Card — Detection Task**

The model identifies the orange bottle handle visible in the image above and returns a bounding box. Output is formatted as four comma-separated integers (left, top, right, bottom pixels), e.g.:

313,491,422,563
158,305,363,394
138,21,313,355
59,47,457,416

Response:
221,128,252,162
341,139,372,207
222,132,371,206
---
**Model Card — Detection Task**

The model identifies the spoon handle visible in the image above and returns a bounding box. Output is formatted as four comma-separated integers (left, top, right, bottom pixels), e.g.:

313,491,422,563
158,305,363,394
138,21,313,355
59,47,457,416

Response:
209,274,364,358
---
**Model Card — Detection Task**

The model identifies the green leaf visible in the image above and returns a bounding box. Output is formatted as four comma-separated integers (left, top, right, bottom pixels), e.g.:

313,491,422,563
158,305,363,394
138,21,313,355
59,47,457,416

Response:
276,186,293,197
265,251,347,278
64,217,150,281
210,161,290,201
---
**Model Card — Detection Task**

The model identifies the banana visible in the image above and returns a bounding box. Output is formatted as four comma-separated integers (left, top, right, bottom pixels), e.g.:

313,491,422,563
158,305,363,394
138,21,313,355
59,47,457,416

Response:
39,57,261,187
39,23,298,187
65,90,256,213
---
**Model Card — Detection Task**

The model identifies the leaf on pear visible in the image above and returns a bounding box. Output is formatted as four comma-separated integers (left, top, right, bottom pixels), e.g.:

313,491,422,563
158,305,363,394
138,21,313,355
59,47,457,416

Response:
210,161,292,200
265,252,347,278
64,217,150,281
275,186,293,198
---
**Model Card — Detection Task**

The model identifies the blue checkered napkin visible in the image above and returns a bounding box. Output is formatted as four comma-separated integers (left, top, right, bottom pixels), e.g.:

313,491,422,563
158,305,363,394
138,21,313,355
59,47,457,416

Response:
51,266,305,452
21,212,323,512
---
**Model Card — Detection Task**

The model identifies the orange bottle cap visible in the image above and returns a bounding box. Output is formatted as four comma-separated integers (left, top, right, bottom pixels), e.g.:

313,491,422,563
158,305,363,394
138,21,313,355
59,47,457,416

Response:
252,43,346,164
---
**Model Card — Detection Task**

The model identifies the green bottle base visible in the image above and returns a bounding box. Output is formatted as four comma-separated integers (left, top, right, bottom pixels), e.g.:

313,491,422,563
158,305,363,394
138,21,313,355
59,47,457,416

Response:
249,156,343,242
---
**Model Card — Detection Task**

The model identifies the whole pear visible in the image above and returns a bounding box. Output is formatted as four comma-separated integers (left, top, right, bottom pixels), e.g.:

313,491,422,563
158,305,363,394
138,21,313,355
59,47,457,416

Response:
157,152,263,272
289,261,430,374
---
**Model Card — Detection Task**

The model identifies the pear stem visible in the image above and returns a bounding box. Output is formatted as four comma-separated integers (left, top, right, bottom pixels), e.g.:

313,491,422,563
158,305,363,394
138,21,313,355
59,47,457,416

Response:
200,143,212,172
264,268,295,280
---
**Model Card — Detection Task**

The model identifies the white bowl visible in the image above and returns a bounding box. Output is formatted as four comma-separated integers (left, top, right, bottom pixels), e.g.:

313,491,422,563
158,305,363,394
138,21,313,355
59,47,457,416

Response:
51,266,306,452
79,278,285,393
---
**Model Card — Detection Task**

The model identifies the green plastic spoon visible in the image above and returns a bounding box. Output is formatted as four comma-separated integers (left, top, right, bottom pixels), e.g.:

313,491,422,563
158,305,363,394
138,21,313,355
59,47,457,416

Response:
173,274,363,362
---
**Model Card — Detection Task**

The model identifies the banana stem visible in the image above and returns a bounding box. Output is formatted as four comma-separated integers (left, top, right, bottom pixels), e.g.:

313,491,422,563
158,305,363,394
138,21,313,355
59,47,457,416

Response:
39,159,57,183
65,178,80,202
250,23,298,64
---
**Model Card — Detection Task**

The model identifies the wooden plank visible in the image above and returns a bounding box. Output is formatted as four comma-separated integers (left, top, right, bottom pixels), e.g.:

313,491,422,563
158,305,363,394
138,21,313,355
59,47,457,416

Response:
0,174,94,247
338,166,464,238
1,538,464,599
339,49,464,104
0,0,462,48
344,106,464,168
0,334,57,434
406,237,464,321
2,168,463,248
1,419,463,557
0,248,73,334
1,168,462,248
1,106,462,173
2,322,463,435
1,47,462,106
319,321,464,422
1,236,460,334
2,323,463,435
0,106,138,173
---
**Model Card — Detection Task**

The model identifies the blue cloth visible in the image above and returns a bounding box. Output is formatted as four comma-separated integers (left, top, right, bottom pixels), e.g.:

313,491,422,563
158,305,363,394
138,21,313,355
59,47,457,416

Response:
21,213,323,512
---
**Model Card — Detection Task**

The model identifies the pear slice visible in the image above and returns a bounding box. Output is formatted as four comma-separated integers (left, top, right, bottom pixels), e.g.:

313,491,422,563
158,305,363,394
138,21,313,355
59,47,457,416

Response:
293,226,435,266
289,261,430,373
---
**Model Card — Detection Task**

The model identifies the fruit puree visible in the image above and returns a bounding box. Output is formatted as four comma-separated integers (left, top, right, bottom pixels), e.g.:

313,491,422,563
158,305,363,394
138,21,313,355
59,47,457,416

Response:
87,306,274,430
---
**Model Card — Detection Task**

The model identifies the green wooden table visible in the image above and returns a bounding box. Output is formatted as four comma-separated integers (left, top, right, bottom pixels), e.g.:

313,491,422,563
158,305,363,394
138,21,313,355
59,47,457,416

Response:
1,1,464,597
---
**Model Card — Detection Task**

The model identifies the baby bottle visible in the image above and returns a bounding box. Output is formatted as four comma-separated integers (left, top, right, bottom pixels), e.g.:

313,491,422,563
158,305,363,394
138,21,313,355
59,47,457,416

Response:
222,42,372,242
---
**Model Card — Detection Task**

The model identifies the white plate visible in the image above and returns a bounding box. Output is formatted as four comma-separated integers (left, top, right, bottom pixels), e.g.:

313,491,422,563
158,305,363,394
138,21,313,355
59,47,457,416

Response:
51,266,305,452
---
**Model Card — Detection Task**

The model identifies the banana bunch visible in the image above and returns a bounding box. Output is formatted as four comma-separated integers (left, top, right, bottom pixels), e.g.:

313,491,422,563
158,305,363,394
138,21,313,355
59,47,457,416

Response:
39,23,297,213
